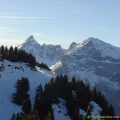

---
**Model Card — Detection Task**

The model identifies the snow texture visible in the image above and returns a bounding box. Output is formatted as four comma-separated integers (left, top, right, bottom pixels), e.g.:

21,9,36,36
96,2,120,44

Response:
80,101,102,120
19,35,65,66
0,60,54,120
52,98,71,120
79,109,87,119
20,36,120,114
54,37,120,114
89,101,102,115
89,101,102,120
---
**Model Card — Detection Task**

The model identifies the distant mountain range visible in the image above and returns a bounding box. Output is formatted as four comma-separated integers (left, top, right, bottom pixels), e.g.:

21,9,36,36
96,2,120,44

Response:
19,35,66,66
19,35,120,114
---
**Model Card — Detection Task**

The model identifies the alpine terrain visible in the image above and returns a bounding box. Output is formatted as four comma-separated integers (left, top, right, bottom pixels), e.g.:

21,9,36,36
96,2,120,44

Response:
0,36,119,120
19,35,65,66
20,36,120,114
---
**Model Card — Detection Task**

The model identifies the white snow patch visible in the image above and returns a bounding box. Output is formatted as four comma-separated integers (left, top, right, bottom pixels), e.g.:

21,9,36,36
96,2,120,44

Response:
52,98,71,120
51,61,63,71
0,60,54,120
79,109,87,119
72,90,77,98
88,101,102,120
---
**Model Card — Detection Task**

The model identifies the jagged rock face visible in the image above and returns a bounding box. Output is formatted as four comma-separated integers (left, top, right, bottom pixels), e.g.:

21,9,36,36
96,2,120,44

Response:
56,37,120,78
19,35,66,66
55,37,120,114
20,36,120,114
68,42,78,50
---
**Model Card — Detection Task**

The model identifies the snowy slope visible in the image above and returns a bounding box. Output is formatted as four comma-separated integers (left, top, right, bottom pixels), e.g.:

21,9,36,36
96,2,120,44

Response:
89,101,102,120
54,37,120,114
52,98,102,120
19,35,66,66
19,36,120,114
0,60,103,120
68,42,78,51
0,60,55,120
52,98,71,120
80,101,102,120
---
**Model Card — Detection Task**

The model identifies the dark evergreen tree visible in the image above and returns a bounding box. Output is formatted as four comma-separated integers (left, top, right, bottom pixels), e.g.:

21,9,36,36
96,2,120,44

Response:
12,78,30,106
11,75,115,120
44,111,52,120
8,46,14,61
0,45,4,54
0,45,4,60
36,62,50,70
34,84,46,119
13,47,18,61
0,45,51,70
34,84,43,111
4,46,8,59
109,104,114,115
11,112,39,120
22,99,32,114
11,114,17,120
71,76,77,90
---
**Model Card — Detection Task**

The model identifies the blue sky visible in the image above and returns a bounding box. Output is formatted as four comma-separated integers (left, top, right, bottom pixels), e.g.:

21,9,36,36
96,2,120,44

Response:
0,0,120,48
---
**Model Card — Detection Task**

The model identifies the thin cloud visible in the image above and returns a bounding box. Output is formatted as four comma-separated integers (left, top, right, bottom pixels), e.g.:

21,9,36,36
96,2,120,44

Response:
0,26,20,33
0,12,16,15
0,16,62,19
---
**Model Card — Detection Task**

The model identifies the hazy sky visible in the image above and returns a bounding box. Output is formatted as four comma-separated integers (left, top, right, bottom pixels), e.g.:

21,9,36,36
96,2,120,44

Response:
0,0,120,48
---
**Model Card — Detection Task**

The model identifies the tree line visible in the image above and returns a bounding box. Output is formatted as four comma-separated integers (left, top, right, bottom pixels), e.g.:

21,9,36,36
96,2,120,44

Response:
11,75,115,120
0,45,50,70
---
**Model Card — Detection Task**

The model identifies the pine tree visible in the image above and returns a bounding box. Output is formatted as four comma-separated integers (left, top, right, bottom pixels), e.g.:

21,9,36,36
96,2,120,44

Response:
109,104,115,115
34,84,44,119
11,112,39,120
34,84,43,111
0,45,4,60
44,111,52,120
4,46,8,59
21,112,39,120
13,47,18,61
0,45,4,54
8,46,14,61
11,75,115,120
12,78,30,106
71,76,77,90
11,114,17,120
22,99,32,114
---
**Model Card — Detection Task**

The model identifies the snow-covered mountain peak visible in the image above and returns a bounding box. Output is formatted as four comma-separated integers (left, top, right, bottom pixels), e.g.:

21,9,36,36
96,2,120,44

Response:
81,37,106,47
69,42,78,50
26,35,34,41
19,35,41,51
68,37,120,59
20,35,66,66
18,35,41,50
84,37,101,42
81,37,119,51
54,38,120,114
25,35,40,45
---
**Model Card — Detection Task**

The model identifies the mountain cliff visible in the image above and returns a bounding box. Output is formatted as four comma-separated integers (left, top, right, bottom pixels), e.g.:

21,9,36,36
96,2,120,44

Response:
55,37,120,114
19,35,66,66
19,36,120,114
